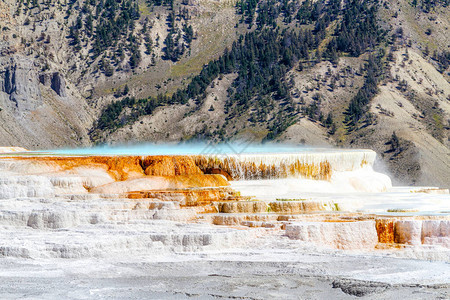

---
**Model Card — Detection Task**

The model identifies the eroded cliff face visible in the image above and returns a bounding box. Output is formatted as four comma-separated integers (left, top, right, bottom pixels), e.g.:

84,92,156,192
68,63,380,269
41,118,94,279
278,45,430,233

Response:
0,0,94,149
39,72,67,98
0,54,93,148
0,56,43,112
0,57,67,112
0,3,93,148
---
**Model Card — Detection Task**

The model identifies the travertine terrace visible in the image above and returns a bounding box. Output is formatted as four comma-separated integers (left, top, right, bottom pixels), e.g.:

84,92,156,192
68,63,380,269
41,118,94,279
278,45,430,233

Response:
0,146,448,298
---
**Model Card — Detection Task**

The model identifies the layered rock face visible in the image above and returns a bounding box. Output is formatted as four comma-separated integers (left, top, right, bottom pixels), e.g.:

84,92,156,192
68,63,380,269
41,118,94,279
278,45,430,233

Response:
0,155,229,197
285,221,379,250
0,149,448,261
0,176,54,199
0,152,248,257
392,220,450,247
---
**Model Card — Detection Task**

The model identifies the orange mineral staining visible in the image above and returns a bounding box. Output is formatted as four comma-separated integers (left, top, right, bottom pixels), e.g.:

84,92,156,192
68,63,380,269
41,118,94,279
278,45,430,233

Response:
10,155,204,181
375,218,395,244
127,184,239,207
142,156,202,176
12,156,144,180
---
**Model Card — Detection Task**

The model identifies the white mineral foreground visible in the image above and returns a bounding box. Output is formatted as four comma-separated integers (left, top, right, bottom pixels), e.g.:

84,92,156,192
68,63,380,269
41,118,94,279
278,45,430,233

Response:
0,147,448,299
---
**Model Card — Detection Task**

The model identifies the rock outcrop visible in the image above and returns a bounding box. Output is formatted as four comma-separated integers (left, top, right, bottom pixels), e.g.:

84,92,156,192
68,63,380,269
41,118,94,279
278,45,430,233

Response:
0,56,43,113
39,72,67,97
0,55,93,149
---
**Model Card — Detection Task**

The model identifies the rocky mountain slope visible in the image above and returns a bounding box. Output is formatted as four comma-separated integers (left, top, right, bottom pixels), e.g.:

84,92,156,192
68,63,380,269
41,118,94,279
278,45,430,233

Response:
0,0,448,186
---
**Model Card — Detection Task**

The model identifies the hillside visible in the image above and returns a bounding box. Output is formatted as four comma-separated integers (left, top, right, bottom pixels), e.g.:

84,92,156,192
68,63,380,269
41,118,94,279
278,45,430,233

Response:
0,0,448,186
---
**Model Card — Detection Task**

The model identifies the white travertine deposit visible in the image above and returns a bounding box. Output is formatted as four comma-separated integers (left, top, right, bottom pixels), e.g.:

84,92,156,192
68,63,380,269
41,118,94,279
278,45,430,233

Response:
0,147,448,298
